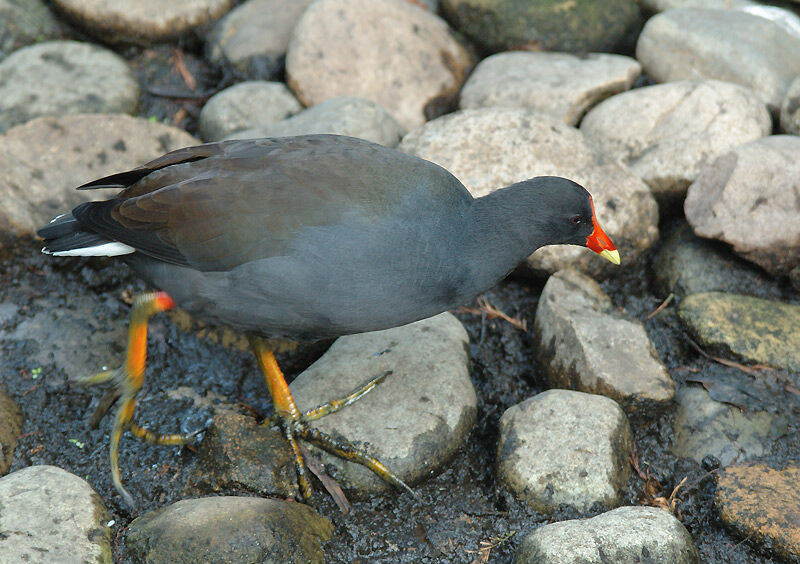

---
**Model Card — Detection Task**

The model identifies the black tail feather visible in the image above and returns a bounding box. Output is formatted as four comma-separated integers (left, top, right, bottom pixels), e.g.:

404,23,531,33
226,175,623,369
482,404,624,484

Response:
38,213,111,253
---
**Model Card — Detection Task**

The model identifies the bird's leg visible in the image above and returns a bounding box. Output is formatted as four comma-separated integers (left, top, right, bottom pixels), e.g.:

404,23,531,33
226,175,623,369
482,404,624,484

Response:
249,337,415,500
77,291,200,506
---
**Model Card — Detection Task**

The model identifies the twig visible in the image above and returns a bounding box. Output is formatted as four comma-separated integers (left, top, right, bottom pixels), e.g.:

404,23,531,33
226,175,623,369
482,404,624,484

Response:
647,293,674,319
457,296,527,331
168,49,196,91
298,443,350,514
683,333,769,376
467,531,516,564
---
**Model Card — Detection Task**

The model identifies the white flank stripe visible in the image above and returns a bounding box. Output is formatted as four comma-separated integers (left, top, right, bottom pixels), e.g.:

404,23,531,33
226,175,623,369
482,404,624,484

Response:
51,242,136,257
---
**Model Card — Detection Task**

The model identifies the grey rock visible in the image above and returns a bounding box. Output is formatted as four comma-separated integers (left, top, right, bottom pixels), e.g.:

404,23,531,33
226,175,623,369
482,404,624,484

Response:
684,135,800,276
497,389,633,514
459,51,641,126
640,0,753,11
515,506,699,564
53,0,233,44
206,0,314,80
0,386,22,475
0,113,198,235
677,292,800,372
126,496,332,564
291,313,475,494
229,96,404,147
286,0,472,131
198,81,302,141
636,8,800,112
534,269,674,415
0,40,139,133
0,0,61,61
673,385,787,466
0,465,111,563
185,411,299,498
581,80,770,207
441,0,641,54
653,222,771,298
399,108,659,277
780,75,800,134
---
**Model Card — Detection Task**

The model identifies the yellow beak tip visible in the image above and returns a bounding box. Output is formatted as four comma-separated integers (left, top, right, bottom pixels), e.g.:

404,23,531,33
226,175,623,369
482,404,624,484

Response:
600,249,621,265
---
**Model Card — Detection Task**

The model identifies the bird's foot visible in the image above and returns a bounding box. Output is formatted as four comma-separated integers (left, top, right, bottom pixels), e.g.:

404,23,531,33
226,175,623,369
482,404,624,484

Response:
77,291,201,507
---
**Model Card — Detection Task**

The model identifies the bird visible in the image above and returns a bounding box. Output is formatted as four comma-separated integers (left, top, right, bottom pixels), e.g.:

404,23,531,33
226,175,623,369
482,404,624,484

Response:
37,134,619,506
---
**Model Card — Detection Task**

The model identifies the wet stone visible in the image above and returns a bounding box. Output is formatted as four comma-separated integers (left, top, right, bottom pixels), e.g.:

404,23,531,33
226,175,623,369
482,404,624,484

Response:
534,269,674,415
673,384,788,467
636,8,800,112
716,465,800,562
580,80,770,208
0,465,111,563
286,0,472,131
125,496,332,564
441,0,641,54
0,0,61,61
290,313,476,494
515,506,700,564
185,411,298,499
641,0,754,10
0,386,22,475
459,51,641,126
653,222,772,299
0,40,139,133
227,97,404,147
53,0,234,44
685,135,800,276
781,75,800,135
198,81,303,142
206,0,315,81
678,292,800,371
0,113,198,236
399,107,659,278
497,389,633,514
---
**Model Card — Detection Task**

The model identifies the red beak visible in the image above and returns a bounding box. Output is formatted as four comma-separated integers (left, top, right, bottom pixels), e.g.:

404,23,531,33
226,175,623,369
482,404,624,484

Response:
585,198,620,265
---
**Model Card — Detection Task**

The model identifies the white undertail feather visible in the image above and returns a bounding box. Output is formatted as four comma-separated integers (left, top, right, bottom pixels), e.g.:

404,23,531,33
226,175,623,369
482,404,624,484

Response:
44,242,136,257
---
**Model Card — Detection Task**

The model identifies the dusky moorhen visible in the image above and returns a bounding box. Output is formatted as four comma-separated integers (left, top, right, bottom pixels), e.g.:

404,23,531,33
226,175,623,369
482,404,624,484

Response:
38,134,619,505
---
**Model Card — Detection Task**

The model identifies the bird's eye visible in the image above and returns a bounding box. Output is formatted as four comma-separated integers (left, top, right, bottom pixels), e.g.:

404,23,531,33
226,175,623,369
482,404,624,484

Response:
570,215,582,225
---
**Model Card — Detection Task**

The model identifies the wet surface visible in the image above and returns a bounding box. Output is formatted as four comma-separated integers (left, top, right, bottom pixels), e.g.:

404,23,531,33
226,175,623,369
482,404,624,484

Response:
2,220,799,563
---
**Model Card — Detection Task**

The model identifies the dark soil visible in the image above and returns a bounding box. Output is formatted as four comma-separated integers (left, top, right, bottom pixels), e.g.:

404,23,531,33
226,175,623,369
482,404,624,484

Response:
3,225,799,563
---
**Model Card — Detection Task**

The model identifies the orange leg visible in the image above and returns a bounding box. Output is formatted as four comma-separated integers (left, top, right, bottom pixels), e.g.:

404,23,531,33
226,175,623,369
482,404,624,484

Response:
249,336,417,500
78,291,200,506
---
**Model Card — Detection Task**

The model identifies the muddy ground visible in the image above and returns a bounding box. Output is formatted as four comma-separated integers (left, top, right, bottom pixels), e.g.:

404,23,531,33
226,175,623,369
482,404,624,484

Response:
2,222,799,563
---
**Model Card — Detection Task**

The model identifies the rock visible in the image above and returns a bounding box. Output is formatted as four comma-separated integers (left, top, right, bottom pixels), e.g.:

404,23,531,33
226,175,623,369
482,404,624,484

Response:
286,0,472,131
198,81,302,141
0,40,139,133
684,135,800,276
0,465,111,563
515,506,699,563
125,496,332,564
459,52,641,126
399,108,659,277
0,386,22,475
0,113,198,236
678,292,800,372
290,313,475,494
580,80,770,207
497,389,632,514
534,270,674,415
185,411,298,498
716,465,800,562
780,75,800,135
653,222,773,298
0,0,61,61
641,0,753,10
206,0,314,80
228,97,404,147
672,384,787,467
636,8,800,112
53,0,233,44
441,0,641,54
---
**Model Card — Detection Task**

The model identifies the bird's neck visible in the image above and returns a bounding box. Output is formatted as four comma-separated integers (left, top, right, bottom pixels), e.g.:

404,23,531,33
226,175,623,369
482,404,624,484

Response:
462,184,548,289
